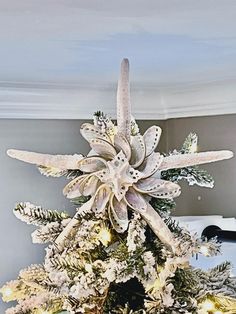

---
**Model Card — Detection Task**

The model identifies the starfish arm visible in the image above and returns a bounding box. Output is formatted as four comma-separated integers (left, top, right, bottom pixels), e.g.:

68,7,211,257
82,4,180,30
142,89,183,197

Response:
54,216,79,250
159,150,233,171
142,202,176,252
125,188,176,252
55,186,111,249
55,198,94,250
117,58,131,140
7,149,83,170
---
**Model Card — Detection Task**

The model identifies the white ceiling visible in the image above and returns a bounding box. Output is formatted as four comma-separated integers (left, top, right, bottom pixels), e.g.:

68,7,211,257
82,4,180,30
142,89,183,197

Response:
1,0,236,119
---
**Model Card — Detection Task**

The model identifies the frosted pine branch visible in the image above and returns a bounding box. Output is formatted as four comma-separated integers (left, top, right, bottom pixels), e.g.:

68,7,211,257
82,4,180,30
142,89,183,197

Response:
161,133,215,188
161,165,214,188
5,292,62,314
195,262,236,297
46,253,84,276
32,221,69,244
37,165,67,177
127,213,146,253
14,202,70,226
38,165,82,179
181,132,198,154
93,111,115,134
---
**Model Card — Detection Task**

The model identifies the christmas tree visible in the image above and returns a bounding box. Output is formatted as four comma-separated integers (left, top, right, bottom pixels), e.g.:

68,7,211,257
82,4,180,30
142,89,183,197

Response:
1,59,236,314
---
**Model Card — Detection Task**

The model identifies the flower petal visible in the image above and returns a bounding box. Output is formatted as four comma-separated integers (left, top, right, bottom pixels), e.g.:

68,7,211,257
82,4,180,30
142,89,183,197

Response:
134,177,166,194
80,123,111,142
77,157,107,173
109,194,128,233
138,152,163,178
125,187,147,212
149,181,181,199
63,175,87,199
82,176,100,196
114,133,131,160
143,126,162,157
130,134,146,168
89,138,117,160
93,185,111,213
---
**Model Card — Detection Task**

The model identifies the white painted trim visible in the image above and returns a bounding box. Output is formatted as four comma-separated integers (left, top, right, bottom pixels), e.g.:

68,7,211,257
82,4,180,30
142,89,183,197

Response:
0,79,236,120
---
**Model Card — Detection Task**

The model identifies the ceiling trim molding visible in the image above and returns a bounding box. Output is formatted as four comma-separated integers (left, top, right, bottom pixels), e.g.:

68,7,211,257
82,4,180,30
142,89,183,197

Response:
0,80,236,120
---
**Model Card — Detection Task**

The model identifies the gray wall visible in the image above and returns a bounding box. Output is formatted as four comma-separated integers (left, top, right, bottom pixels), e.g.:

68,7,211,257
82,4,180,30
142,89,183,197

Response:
0,119,165,312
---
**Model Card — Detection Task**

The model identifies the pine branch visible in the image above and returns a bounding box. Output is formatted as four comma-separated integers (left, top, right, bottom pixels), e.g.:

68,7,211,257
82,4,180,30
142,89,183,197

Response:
196,237,221,257
32,222,65,244
172,268,199,296
14,202,70,226
164,217,183,235
181,132,198,154
161,165,214,188
19,264,48,283
37,165,67,177
194,262,236,297
66,169,83,179
38,165,82,179
212,261,232,273
48,254,84,275
94,110,104,117
5,293,64,314
70,195,91,206
150,198,176,215
148,204,182,236
93,111,115,134
161,132,214,188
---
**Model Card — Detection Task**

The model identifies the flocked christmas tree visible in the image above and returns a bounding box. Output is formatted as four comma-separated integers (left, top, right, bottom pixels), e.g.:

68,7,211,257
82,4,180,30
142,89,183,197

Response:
1,59,236,314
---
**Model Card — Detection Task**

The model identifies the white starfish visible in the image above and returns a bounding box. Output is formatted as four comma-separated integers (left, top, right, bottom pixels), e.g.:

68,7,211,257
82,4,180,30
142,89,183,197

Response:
7,59,233,252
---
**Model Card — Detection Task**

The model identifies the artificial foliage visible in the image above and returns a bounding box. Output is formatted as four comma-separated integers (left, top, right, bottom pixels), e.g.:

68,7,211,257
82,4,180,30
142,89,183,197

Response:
1,59,236,314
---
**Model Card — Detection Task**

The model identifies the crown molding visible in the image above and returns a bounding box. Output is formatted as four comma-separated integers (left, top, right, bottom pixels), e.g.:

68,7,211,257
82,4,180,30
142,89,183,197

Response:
0,79,236,120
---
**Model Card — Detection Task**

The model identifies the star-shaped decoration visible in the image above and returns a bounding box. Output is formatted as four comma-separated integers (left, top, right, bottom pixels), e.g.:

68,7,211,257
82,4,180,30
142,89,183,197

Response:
96,151,142,201
6,59,233,252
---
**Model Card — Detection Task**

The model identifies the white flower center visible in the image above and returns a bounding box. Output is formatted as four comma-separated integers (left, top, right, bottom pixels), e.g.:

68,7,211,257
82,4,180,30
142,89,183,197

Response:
97,151,142,201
